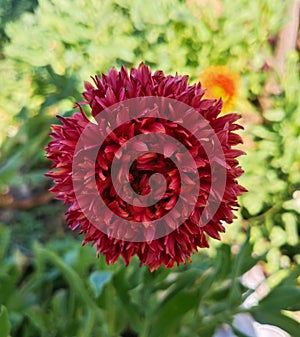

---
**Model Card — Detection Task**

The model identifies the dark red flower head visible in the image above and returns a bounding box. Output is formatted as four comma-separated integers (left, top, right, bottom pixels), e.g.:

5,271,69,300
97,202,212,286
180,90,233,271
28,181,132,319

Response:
45,63,246,271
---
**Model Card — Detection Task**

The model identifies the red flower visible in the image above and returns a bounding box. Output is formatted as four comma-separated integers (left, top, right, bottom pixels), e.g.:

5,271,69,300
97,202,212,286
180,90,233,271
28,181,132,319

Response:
45,63,246,271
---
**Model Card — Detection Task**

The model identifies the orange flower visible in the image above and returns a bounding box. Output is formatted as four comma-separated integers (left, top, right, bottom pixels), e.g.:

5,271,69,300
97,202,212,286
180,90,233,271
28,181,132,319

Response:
200,66,239,113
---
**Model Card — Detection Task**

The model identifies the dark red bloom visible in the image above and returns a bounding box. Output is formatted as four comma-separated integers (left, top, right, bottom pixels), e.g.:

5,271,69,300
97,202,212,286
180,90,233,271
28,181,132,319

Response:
45,63,246,271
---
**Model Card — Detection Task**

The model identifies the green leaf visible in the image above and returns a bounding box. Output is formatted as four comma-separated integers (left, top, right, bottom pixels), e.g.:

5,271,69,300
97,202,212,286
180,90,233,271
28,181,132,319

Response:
0,306,11,337
263,109,285,122
251,125,278,140
282,213,299,246
89,271,112,298
51,289,69,318
215,244,232,281
112,269,141,330
233,232,258,277
33,244,102,315
283,199,300,214
196,320,217,337
0,225,10,260
258,286,300,311
25,306,48,334
209,284,231,301
252,310,300,337
241,192,264,216
0,153,21,189
270,226,287,247
149,291,199,337
197,269,219,302
228,232,257,308
159,268,200,304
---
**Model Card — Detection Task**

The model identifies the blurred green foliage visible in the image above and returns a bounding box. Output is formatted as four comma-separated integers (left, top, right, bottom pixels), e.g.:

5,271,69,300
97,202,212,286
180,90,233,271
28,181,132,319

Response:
239,53,300,273
1,224,299,337
0,0,299,336
0,0,285,144
0,0,38,52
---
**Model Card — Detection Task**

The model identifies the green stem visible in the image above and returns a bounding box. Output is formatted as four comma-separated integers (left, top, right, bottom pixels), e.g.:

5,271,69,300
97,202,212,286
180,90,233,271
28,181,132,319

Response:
106,282,117,337
246,201,283,223
139,320,151,337
81,310,96,337
34,245,105,334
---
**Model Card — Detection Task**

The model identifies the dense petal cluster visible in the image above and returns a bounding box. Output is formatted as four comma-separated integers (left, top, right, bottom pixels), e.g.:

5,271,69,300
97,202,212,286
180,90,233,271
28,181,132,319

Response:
45,63,246,271
200,65,240,113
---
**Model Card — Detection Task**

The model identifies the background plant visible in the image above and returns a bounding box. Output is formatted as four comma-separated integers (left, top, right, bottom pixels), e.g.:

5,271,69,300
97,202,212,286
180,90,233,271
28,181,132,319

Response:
0,0,299,336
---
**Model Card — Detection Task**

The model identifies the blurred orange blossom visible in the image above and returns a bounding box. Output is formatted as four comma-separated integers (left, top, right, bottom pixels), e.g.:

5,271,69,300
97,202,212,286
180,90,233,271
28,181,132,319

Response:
200,65,240,113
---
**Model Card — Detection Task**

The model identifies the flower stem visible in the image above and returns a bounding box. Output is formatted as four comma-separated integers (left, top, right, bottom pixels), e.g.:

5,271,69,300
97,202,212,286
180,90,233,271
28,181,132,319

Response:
139,321,151,337
106,282,117,336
